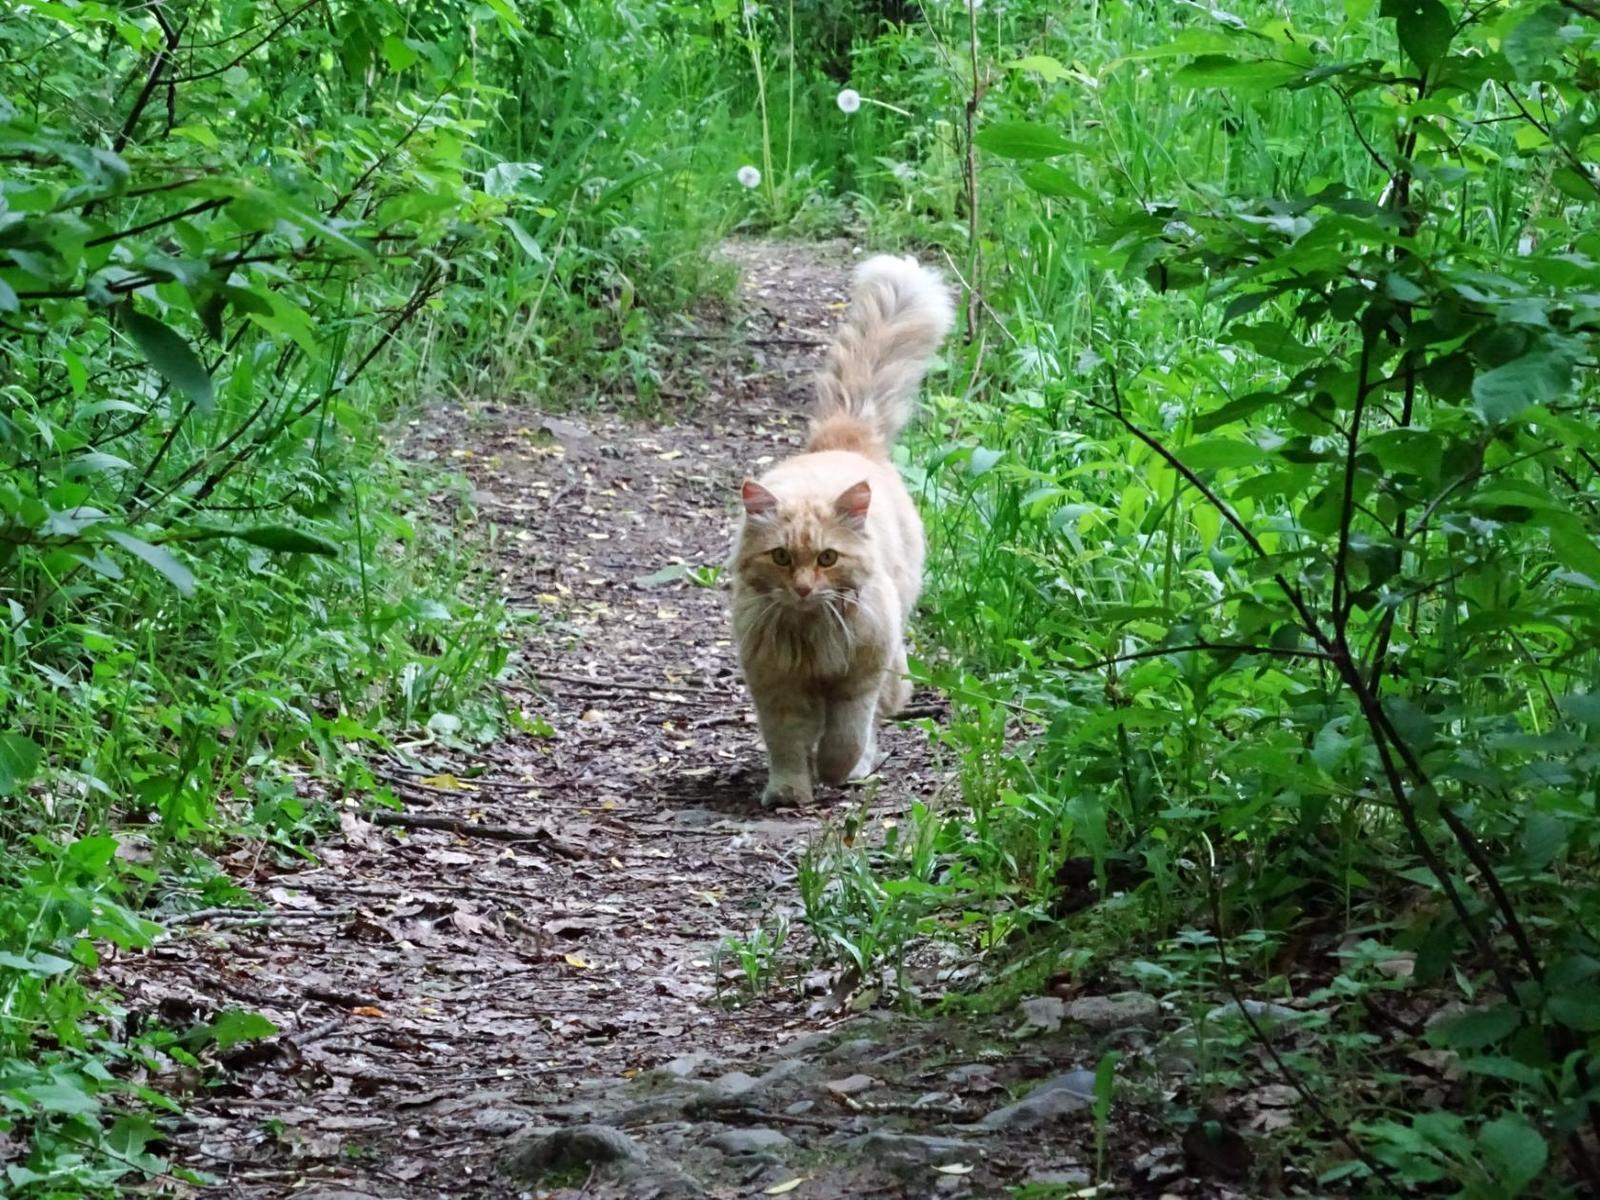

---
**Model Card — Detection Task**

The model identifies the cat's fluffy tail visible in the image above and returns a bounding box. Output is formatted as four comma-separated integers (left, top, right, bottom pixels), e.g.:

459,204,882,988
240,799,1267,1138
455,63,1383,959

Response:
808,254,954,455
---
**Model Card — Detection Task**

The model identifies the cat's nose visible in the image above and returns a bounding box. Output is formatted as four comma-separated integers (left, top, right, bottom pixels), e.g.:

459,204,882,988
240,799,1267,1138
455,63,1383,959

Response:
793,582,813,597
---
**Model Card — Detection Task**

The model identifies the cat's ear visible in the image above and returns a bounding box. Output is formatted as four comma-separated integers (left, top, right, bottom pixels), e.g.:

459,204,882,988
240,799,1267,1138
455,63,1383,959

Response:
741,479,779,519
834,480,871,528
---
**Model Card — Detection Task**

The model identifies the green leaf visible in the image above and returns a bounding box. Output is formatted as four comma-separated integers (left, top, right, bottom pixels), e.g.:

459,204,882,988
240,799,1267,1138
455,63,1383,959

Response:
231,525,339,556
1174,56,1307,91
0,950,74,975
1504,6,1567,83
105,530,196,596
1436,1004,1520,1050
1020,165,1097,203
26,1079,100,1116
1003,55,1069,82
381,34,419,72
634,563,690,588
1456,1056,1545,1087
1471,350,1572,425
0,733,43,795
1179,438,1266,470
121,309,215,413
1479,1112,1547,1195
974,122,1075,160
1392,0,1454,71
210,1010,278,1050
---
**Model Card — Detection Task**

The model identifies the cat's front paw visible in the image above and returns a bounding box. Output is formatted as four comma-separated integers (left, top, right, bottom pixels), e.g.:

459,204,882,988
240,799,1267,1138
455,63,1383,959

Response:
761,777,812,809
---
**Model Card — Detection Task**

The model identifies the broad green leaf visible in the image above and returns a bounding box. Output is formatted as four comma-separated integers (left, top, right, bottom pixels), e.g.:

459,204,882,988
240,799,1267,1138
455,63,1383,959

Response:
1391,0,1453,70
0,950,75,976
974,122,1075,160
210,1010,279,1050
1504,6,1567,82
1021,165,1096,203
1174,56,1307,90
121,309,214,413
1003,55,1069,82
1478,1112,1547,1195
1471,350,1572,425
0,732,43,795
26,1080,100,1116
635,564,689,588
1436,1004,1519,1050
104,530,196,596
231,525,340,556
1179,438,1266,470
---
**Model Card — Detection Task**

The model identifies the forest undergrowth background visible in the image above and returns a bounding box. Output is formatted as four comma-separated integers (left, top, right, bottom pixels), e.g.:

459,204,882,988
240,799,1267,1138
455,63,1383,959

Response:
3,0,1600,1194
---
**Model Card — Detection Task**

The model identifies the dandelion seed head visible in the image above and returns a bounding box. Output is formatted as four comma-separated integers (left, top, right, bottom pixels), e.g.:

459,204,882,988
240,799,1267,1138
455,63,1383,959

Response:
737,164,762,189
836,88,862,114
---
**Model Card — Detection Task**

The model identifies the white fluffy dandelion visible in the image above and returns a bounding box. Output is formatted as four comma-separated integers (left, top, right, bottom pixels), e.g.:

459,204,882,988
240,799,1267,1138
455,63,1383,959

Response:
836,88,862,114
737,164,762,189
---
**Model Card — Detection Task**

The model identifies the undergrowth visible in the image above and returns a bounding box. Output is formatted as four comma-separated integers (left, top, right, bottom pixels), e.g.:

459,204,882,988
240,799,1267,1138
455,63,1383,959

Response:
717,0,1600,1194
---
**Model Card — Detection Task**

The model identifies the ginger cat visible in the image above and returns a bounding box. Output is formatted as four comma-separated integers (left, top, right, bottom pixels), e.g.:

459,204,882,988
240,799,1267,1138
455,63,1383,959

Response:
731,254,953,807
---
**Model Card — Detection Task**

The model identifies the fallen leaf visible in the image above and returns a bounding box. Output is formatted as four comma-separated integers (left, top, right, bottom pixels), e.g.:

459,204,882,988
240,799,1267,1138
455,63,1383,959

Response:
935,1163,974,1175
352,1006,385,1018
564,953,591,969
764,1179,807,1195
420,773,473,791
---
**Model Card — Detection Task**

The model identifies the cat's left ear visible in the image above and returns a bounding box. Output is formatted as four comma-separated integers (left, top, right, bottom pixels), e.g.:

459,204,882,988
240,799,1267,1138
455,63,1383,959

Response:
834,480,871,529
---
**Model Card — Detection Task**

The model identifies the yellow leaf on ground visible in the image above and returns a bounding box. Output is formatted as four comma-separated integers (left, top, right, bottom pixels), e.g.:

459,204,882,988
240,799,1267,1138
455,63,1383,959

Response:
420,773,472,791
764,1179,808,1195
934,1163,974,1175
564,953,591,969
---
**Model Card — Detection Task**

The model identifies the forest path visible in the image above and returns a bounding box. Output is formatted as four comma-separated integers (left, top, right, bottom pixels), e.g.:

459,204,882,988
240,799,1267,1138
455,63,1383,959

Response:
116,241,1115,1200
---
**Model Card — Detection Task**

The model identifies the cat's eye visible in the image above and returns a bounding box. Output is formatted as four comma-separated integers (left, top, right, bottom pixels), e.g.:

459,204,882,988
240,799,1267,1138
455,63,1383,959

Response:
816,549,838,567
771,548,792,566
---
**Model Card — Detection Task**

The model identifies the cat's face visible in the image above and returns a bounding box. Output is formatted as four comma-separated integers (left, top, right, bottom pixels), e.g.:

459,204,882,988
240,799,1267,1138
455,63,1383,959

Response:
736,479,871,610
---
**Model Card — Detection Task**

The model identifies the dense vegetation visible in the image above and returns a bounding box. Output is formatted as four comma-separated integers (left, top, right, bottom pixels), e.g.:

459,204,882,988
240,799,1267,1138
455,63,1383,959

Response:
3,0,1598,1194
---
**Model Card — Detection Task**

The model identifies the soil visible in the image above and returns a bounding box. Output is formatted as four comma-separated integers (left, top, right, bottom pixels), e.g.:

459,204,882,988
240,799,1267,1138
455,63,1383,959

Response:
106,242,1260,1200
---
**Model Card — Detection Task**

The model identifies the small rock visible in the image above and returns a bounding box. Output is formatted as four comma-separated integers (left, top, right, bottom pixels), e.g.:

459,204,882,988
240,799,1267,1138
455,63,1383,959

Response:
978,1072,1096,1132
708,1070,761,1100
1204,999,1301,1028
502,1125,645,1182
774,1028,839,1058
825,1073,877,1097
709,1128,793,1156
1019,996,1066,1032
825,1037,878,1062
656,1052,724,1080
1066,992,1161,1031
784,1100,815,1116
539,416,595,446
850,1131,973,1175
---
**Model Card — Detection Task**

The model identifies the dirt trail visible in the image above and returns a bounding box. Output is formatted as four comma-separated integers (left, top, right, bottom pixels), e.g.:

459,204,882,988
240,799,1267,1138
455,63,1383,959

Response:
109,242,1186,1200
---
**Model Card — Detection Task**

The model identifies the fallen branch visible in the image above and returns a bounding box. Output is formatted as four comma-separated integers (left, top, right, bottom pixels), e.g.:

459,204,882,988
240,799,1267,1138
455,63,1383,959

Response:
370,810,584,856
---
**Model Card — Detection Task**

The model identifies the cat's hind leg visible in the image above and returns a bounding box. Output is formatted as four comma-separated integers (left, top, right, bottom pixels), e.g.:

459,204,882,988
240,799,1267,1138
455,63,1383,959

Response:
877,642,912,719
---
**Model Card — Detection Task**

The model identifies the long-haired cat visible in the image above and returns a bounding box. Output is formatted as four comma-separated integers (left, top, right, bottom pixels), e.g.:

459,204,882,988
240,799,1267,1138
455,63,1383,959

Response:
731,254,954,807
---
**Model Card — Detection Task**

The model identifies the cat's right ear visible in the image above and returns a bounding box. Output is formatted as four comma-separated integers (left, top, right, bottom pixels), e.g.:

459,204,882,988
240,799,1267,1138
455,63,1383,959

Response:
741,479,779,519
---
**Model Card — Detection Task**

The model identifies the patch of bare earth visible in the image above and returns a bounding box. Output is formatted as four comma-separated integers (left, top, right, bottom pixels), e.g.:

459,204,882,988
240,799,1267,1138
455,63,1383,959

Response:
107,242,1245,1200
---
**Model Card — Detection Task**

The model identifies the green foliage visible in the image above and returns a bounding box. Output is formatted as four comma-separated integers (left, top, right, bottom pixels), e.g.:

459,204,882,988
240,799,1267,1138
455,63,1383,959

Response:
0,0,750,1189
768,0,1600,1192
